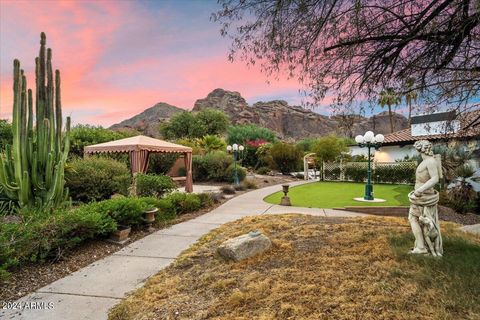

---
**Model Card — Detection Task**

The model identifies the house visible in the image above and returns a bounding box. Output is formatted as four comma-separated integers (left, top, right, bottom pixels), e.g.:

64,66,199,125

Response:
350,110,480,168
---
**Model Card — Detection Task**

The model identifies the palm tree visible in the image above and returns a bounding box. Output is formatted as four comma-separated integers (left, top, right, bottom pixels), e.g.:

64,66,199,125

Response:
378,88,401,133
404,78,418,124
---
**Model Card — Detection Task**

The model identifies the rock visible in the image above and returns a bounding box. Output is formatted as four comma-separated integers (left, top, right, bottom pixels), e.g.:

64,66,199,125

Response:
1,215,22,224
218,231,272,261
193,89,408,139
110,102,184,137
459,224,480,236
112,88,409,139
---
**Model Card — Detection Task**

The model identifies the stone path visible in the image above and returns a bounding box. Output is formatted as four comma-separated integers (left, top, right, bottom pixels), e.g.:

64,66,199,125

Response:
1,181,365,320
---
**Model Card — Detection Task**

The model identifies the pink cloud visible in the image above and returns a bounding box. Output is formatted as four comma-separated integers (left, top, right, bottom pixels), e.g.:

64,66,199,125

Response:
0,0,323,127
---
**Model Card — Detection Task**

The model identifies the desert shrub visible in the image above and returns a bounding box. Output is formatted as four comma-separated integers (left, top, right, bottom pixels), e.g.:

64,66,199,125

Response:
221,185,236,194
227,124,277,145
446,181,479,214
242,179,258,189
269,142,303,174
296,138,317,152
160,108,230,140
166,192,201,214
66,157,131,202
198,193,215,208
0,207,116,279
225,164,247,183
234,184,247,191
89,197,146,227
192,151,237,182
137,197,177,223
256,166,270,175
147,153,180,175
196,135,227,153
70,124,138,158
135,174,176,197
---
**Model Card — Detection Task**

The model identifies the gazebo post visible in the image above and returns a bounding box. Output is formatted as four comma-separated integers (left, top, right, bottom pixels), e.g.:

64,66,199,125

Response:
184,151,193,193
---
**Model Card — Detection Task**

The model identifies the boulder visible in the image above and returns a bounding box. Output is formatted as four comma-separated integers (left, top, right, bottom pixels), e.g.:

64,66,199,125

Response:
218,231,271,261
459,224,480,236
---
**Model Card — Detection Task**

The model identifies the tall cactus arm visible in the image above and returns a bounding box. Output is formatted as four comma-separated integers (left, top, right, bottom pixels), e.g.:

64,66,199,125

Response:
55,70,62,154
12,60,23,193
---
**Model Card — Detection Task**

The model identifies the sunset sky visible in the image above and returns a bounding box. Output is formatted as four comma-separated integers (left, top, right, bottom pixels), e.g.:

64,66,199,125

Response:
0,0,395,127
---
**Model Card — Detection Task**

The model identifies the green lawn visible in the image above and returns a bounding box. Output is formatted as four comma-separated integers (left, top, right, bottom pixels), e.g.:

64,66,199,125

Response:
264,181,412,208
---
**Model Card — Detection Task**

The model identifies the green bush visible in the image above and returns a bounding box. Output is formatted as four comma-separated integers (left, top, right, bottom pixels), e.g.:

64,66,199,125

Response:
0,208,116,279
344,165,367,182
269,142,303,174
135,174,176,197
89,197,146,227
66,157,131,202
70,124,138,158
197,192,214,208
225,164,247,183
192,151,238,182
374,164,415,184
160,108,230,140
227,124,277,145
136,197,177,223
256,166,270,175
147,153,179,175
166,192,201,214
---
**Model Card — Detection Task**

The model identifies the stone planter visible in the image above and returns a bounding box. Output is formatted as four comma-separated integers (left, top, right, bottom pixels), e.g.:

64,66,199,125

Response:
280,184,291,206
144,208,158,232
109,225,131,244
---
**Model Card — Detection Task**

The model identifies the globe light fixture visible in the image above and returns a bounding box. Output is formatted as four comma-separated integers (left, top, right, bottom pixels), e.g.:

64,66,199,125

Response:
227,144,245,185
355,131,384,200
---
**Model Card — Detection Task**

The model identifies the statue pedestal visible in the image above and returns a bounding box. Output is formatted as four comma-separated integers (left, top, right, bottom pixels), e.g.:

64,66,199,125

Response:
280,196,291,206
353,197,386,203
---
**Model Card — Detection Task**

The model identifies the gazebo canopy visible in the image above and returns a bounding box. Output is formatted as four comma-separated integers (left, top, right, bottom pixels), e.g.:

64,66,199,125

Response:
84,135,193,192
84,135,192,154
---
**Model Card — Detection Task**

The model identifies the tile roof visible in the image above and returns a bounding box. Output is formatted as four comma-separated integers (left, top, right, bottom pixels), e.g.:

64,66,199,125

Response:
383,110,480,145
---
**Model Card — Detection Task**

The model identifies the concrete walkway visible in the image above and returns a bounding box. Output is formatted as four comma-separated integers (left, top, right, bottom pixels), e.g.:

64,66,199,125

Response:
1,181,364,320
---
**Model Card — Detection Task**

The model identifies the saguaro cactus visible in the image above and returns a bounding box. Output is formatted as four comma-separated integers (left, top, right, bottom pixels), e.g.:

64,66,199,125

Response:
0,32,71,209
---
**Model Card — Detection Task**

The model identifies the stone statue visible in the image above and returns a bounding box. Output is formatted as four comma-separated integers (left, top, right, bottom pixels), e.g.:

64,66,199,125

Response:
408,140,443,257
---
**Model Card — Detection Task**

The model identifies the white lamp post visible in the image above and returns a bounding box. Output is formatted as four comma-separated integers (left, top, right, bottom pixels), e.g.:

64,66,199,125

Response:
354,132,384,200
226,144,244,185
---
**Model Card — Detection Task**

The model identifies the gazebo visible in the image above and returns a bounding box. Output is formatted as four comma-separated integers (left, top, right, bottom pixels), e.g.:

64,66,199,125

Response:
84,135,193,192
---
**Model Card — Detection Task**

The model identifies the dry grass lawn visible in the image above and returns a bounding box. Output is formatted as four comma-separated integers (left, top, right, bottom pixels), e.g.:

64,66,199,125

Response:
109,215,480,320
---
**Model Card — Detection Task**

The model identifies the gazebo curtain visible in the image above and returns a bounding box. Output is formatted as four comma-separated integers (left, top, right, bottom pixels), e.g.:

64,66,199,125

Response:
129,150,150,174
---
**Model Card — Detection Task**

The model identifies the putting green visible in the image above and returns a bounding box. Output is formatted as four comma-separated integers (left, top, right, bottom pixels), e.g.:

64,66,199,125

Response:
264,181,412,208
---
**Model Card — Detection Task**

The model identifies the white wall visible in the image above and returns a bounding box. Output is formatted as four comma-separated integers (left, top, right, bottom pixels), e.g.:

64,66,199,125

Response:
349,145,416,162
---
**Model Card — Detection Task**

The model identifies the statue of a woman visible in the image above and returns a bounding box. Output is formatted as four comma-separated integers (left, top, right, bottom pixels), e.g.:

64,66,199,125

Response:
408,140,443,256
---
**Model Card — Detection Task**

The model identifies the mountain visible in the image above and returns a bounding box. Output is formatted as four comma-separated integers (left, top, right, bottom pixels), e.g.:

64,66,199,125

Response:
192,88,408,138
110,102,184,137
111,88,408,139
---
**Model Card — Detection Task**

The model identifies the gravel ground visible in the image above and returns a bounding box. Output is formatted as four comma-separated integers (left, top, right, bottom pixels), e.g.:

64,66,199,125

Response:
438,205,480,225
0,174,298,303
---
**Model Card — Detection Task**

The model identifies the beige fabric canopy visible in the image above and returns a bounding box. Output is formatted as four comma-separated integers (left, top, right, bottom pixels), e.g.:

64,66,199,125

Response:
84,135,193,192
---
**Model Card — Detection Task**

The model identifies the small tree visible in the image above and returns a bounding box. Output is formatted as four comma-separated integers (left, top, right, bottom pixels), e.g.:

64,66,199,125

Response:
312,135,349,164
160,108,230,140
269,142,303,174
70,125,138,158
227,124,277,145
